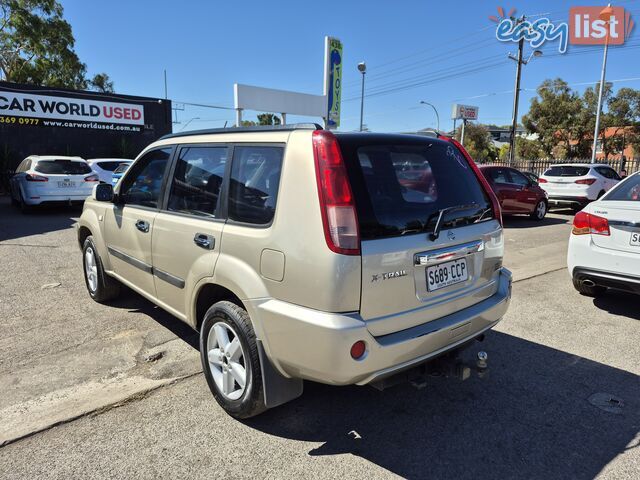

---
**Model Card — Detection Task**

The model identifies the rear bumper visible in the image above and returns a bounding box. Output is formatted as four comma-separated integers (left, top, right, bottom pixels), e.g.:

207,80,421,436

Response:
253,268,512,386
573,268,640,295
24,194,89,206
548,195,590,208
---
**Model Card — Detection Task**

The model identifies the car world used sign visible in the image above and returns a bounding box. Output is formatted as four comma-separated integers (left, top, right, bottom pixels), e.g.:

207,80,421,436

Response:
0,89,145,130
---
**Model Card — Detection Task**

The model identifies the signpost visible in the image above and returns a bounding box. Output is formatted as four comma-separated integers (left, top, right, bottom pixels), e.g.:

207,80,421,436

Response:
324,36,343,129
451,103,479,146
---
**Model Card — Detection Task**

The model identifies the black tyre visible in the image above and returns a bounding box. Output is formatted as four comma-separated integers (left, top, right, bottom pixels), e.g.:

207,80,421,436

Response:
10,187,19,207
530,200,547,221
572,277,606,297
82,236,120,302
200,301,266,419
597,190,606,199
18,190,32,214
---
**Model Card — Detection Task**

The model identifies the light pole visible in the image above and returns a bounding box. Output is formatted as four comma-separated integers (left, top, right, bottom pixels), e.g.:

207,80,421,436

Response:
419,101,440,132
358,62,366,131
180,117,200,131
591,4,613,164
507,15,542,165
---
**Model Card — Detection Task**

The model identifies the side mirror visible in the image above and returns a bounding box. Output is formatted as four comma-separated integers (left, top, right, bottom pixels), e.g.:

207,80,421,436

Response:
93,183,114,202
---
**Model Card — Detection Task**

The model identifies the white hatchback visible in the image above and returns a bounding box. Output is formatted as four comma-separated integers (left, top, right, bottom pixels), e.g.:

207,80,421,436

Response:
568,172,640,297
9,155,99,212
87,158,133,184
539,163,621,210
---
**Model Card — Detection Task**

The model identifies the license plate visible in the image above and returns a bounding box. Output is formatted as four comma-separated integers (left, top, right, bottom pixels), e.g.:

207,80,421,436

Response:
631,232,640,246
58,181,75,187
426,258,468,292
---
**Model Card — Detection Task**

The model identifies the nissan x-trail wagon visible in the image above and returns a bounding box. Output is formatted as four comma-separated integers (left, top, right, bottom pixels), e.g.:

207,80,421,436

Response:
78,124,511,418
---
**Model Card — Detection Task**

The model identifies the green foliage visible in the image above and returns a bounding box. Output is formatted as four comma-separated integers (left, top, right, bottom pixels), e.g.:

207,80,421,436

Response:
516,138,543,159
454,122,498,163
0,0,111,90
89,73,114,93
257,113,281,126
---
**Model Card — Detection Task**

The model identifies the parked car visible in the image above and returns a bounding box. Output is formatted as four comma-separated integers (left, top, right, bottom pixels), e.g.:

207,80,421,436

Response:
9,156,98,212
110,162,132,186
87,158,132,184
539,163,620,210
479,165,548,220
568,172,640,297
77,125,512,418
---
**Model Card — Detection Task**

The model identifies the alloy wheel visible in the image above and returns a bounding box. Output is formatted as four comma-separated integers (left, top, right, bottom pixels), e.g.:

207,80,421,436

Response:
84,247,98,293
206,322,247,400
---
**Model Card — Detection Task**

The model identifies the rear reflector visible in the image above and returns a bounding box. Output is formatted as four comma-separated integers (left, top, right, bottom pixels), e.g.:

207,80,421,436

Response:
350,341,366,360
575,178,596,185
25,173,48,182
572,211,610,236
312,130,360,255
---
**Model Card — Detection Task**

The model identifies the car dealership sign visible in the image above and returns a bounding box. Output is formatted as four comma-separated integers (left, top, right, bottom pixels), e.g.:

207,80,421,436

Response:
0,89,145,127
451,104,479,120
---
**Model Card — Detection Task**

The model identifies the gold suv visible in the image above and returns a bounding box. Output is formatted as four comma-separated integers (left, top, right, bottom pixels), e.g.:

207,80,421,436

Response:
78,124,512,418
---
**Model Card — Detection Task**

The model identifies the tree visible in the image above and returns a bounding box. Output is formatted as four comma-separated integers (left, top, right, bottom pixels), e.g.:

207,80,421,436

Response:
89,73,114,93
257,113,281,126
0,0,112,90
454,122,497,163
522,78,588,159
516,138,543,159
602,87,640,159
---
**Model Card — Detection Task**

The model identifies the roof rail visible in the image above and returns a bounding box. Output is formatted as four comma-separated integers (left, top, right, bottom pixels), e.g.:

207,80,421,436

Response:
159,123,323,140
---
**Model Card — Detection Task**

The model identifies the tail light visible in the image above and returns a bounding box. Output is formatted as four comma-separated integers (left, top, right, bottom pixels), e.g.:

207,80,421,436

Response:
312,130,360,255
538,178,548,183
440,136,503,226
25,173,48,182
575,178,596,185
572,211,610,236
84,174,99,182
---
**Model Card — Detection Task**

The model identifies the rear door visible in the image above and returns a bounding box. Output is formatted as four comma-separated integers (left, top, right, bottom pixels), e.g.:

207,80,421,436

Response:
591,177,640,255
338,136,503,337
541,165,590,197
508,168,538,212
151,145,229,317
32,159,95,197
104,147,173,296
485,167,518,212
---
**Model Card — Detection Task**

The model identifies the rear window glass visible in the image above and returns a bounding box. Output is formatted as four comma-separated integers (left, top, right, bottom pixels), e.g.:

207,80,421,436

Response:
605,176,640,201
337,137,492,240
34,160,92,175
114,164,130,174
96,161,129,172
544,166,590,177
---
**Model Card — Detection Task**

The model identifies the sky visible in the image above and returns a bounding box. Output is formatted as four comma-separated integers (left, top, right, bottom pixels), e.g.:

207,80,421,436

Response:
60,0,640,133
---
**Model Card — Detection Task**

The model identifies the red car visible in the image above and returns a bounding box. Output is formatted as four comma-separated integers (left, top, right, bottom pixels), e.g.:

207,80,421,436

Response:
478,165,548,220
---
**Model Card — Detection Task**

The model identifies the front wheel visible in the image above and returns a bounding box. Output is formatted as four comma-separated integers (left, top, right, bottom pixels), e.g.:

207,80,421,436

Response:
531,200,547,220
200,301,266,419
82,236,120,302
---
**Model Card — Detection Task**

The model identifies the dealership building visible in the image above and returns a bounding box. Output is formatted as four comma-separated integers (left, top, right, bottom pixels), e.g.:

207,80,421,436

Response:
0,81,172,175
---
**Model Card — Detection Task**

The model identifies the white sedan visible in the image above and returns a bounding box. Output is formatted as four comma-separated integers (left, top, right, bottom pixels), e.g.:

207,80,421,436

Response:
9,155,99,212
568,172,640,296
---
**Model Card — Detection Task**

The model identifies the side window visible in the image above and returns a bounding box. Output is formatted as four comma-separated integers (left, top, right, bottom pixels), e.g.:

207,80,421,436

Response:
509,169,530,187
16,159,29,173
167,146,227,218
595,167,614,179
228,146,284,225
487,168,509,185
607,168,621,180
119,148,172,209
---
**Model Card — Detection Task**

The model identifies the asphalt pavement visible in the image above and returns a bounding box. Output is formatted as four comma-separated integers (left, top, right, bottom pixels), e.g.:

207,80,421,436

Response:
0,198,638,479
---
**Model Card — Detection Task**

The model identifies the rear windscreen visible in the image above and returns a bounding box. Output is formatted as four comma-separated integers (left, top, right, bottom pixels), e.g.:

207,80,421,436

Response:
35,160,92,175
337,137,492,240
544,166,590,177
97,161,128,172
605,176,640,201
114,164,130,174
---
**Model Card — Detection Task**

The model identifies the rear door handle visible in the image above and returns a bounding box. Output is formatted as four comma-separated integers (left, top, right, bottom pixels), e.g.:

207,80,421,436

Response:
194,233,215,250
135,220,150,233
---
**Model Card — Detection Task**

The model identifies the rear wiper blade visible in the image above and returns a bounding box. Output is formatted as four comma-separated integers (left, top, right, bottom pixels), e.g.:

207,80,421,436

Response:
428,203,479,241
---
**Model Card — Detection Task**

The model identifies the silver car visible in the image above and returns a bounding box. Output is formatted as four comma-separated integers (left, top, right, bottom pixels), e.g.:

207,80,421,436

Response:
10,155,98,212
77,124,512,418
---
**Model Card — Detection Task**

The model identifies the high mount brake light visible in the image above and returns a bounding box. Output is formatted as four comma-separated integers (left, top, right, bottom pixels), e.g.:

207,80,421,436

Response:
440,136,503,227
25,173,48,182
312,130,360,255
572,211,610,236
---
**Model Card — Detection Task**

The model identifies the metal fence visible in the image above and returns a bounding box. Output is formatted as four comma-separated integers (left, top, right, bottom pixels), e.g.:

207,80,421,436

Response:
484,158,640,176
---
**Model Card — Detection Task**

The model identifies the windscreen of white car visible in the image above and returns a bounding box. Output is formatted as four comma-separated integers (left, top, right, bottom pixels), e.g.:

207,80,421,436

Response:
544,166,590,177
605,176,640,201
34,160,92,175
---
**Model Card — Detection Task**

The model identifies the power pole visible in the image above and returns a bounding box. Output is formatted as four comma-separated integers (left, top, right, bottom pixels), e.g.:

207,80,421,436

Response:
508,16,525,166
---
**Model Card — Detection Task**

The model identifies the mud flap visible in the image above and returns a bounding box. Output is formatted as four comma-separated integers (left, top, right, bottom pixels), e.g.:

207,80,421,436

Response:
257,339,303,409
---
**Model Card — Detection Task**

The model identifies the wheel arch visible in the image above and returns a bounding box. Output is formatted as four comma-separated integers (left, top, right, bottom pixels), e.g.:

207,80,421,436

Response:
193,282,244,331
